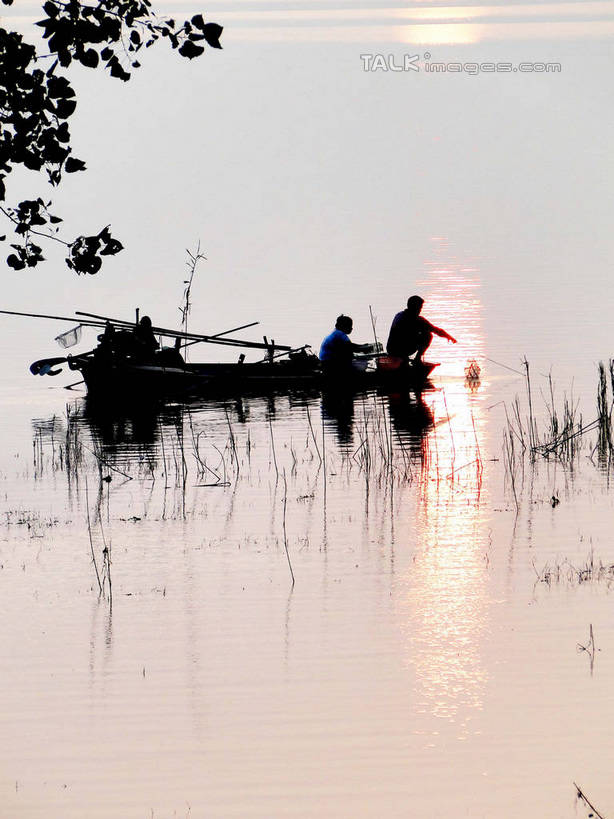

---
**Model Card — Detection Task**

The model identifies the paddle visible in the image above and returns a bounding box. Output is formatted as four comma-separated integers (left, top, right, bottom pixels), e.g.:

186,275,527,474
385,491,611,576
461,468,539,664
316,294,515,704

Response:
29,357,67,376
30,350,95,376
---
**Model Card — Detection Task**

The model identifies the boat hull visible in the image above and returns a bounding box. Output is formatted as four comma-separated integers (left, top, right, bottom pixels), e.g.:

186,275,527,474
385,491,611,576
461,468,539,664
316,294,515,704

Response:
75,357,438,401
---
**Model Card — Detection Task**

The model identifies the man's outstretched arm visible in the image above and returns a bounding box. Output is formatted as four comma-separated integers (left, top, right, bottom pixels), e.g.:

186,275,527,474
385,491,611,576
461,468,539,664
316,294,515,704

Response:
428,322,457,344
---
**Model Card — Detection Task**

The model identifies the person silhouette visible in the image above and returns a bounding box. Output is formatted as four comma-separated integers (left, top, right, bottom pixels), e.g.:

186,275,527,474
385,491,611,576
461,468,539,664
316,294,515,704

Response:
133,315,159,362
319,315,371,376
386,296,456,362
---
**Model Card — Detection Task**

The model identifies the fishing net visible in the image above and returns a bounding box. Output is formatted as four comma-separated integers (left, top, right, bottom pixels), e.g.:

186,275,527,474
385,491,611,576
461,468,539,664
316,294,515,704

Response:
55,325,82,348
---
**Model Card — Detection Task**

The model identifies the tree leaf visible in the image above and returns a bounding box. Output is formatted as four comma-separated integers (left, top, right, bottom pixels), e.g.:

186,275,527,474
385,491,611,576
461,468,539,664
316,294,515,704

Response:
79,48,99,69
201,23,223,48
0,2,223,275
43,1,58,18
7,254,25,270
178,39,204,59
65,156,86,173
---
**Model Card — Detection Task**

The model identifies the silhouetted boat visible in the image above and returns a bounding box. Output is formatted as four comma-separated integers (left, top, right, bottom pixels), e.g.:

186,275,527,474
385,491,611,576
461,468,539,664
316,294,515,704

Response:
29,348,437,400
60,352,438,400
21,308,438,401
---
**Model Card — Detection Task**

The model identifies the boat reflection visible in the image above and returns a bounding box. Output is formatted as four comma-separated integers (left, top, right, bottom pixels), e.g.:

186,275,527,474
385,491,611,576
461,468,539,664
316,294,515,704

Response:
387,390,435,453
321,389,356,447
321,376,439,450
83,397,167,449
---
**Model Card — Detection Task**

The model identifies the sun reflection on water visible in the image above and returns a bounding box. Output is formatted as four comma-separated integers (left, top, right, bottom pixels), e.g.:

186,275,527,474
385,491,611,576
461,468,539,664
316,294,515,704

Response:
396,241,491,729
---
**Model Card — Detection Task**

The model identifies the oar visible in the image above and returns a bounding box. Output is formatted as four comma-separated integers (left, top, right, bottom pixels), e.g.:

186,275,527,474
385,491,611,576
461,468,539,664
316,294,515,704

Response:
30,349,95,376
29,356,67,376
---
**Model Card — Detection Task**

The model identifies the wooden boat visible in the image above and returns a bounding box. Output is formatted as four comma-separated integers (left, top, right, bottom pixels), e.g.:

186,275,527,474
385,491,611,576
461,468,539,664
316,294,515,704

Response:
21,309,438,401
55,350,438,400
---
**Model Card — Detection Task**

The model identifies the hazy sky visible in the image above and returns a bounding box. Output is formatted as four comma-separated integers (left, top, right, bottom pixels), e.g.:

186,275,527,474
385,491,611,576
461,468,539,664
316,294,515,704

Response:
2,0,613,371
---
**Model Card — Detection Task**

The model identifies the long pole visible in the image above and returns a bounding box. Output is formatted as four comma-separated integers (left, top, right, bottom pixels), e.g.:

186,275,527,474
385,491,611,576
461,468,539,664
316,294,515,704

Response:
0,308,106,327
74,312,291,351
2,307,292,352
76,311,260,339
75,312,262,348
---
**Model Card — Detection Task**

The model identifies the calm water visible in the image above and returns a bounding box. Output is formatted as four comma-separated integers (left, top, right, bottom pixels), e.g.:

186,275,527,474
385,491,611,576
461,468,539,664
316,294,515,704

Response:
2,339,614,818
2,0,614,816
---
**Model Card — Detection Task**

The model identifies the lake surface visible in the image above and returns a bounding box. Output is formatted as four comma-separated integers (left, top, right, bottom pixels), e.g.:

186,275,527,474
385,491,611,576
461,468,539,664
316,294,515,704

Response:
2,0,614,816
3,338,614,818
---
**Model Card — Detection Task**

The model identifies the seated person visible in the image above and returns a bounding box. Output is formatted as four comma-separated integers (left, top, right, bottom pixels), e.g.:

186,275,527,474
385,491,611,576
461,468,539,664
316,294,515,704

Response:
386,295,456,362
156,337,186,368
133,315,159,362
94,321,116,363
319,315,371,375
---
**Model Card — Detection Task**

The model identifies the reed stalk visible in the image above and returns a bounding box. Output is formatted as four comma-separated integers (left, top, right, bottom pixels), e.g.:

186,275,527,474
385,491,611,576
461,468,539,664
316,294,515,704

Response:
269,416,279,480
85,478,103,594
305,405,322,465
574,783,606,819
282,470,295,585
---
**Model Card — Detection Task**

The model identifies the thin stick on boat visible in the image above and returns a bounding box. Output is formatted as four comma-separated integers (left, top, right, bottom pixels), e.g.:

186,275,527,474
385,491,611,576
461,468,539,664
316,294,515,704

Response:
75,311,273,350
76,311,260,342
182,322,260,349
0,308,105,325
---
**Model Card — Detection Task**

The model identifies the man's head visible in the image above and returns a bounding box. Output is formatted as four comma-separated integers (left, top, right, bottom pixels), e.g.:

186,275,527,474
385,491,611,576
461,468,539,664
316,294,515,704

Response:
335,314,353,334
406,295,424,316
140,315,152,328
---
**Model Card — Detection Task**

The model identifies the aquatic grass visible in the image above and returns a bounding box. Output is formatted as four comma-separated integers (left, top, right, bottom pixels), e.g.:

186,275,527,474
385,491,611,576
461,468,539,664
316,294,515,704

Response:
85,477,102,595
577,623,597,675
502,362,614,489
224,406,240,474
27,383,485,524
596,361,613,464
268,414,279,480
99,520,112,606
305,404,322,465
522,357,538,455
533,550,614,587
179,243,206,359
282,469,295,586
574,782,606,819
211,443,228,486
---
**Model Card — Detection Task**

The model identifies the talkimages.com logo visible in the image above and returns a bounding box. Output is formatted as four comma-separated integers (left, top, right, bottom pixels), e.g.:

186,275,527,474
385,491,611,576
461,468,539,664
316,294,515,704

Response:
361,52,562,74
